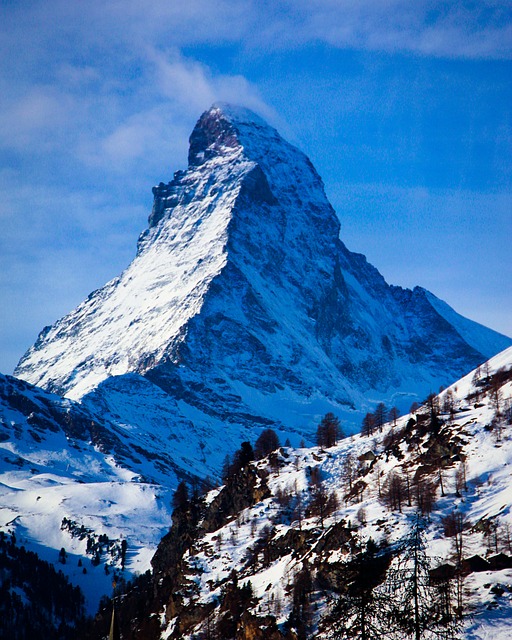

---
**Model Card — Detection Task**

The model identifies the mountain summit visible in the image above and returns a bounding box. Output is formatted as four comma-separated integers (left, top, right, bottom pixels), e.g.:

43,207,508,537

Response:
15,104,511,454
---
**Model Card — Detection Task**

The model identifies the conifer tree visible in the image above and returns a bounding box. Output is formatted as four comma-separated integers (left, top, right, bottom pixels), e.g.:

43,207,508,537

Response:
385,517,461,639
327,540,391,640
316,412,343,448
172,480,189,510
254,428,280,459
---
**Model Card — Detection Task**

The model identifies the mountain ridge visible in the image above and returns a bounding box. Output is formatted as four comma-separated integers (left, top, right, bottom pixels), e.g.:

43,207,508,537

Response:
14,104,511,442
78,345,512,639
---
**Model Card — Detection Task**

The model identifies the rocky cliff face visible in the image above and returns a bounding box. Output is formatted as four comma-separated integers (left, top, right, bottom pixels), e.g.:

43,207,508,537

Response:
15,104,511,452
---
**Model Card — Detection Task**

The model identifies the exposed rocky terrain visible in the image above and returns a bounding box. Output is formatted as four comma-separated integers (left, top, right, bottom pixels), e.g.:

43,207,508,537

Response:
15,105,511,456
2,104,511,638
82,347,512,639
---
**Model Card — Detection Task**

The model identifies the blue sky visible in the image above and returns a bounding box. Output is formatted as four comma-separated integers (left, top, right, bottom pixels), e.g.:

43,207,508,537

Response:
1,1,511,374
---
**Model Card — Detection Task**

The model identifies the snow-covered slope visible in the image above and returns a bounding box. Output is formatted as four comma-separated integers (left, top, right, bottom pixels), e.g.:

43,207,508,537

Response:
3,347,512,631
15,104,511,444
97,346,512,639
0,373,176,612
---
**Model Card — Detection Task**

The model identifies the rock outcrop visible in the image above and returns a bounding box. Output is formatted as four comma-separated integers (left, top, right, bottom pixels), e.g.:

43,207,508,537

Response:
14,104,511,462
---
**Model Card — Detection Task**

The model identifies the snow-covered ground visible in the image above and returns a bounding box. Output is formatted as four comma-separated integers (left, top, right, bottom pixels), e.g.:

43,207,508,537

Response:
0,471,171,612
0,374,174,613
1,341,512,636
155,346,512,639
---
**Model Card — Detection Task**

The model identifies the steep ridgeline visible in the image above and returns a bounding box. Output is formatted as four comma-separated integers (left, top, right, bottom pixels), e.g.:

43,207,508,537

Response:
15,104,511,453
83,347,512,640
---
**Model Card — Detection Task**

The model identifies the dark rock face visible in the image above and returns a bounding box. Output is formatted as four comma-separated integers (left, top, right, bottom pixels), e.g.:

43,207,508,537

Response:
14,103,512,457
188,107,240,167
0,374,115,451
86,463,273,640
201,466,271,533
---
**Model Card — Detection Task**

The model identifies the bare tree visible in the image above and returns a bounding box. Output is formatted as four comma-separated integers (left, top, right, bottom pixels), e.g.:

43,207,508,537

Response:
309,482,338,529
471,364,482,388
454,462,468,498
388,406,400,427
374,403,387,432
412,475,437,517
410,401,420,415
361,412,376,437
489,376,503,415
342,452,356,496
292,482,305,531
442,510,470,617
442,390,456,420
381,472,405,513
289,564,313,638
308,466,337,528
327,540,391,640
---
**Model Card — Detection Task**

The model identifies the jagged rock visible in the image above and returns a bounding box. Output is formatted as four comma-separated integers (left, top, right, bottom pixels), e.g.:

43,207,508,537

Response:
202,466,270,533
236,611,284,639
145,463,271,637
13,105,511,475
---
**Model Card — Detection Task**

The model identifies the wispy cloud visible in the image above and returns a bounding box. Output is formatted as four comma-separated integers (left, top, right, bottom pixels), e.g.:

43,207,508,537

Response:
77,49,273,171
148,48,276,120
0,1,510,373
277,0,512,59
1,1,510,163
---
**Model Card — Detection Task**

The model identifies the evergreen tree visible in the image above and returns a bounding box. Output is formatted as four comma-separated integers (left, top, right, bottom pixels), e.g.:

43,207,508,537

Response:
288,564,313,639
221,441,255,480
254,428,280,459
385,517,461,639
327,540,391,640
172,480,189,510
316,412,343,448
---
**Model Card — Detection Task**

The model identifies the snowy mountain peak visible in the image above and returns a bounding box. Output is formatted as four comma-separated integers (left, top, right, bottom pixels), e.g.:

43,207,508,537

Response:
14,105,511,445
150,103,335,235
187,103,261,167
188,102,289,165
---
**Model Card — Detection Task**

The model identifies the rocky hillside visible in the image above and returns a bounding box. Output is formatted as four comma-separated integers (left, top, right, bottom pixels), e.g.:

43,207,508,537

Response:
83,346,512,639
15,105,511,451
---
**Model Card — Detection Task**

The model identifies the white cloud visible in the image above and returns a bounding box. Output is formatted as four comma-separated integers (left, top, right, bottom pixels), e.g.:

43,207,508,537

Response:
148,49,273,116
79,105,189,171
272,0,512,59
0,86,80,152
75,48,276,171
